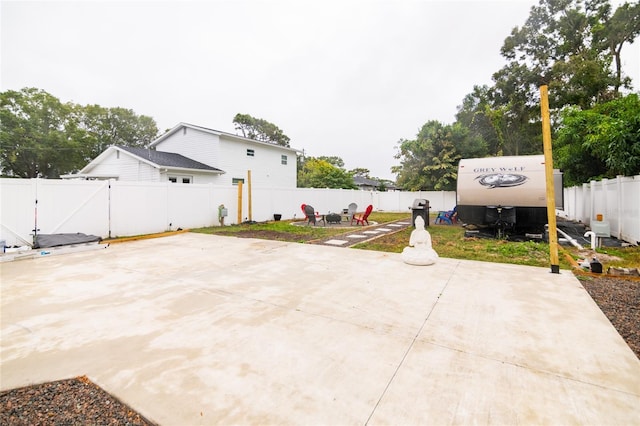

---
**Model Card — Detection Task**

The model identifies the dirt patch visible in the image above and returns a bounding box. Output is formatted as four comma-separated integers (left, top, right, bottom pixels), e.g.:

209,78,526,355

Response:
233,230,314,242
575,249,622,264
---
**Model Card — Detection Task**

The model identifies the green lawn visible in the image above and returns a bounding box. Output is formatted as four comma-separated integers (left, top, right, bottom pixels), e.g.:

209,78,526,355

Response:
191,212,640,270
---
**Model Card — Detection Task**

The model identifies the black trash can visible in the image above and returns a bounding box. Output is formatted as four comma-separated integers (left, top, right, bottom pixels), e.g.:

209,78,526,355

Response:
411,199,430,227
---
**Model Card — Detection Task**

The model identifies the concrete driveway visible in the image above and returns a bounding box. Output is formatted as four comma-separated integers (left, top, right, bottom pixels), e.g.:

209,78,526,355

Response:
1,233,639,425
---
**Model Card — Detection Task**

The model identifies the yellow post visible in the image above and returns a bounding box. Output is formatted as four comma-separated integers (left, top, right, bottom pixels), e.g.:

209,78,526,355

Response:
247,170,252,222
237,181,243,224
540,85,560,274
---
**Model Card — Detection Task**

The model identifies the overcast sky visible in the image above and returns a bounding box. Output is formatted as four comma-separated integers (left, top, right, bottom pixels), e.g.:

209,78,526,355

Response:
2,0,639,181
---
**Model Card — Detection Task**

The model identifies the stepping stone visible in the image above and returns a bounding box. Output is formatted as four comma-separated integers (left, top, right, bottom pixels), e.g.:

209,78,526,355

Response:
388,224,403,227
346,234,367,239
324,239,349,246
376,228,392,232
363,230,380,235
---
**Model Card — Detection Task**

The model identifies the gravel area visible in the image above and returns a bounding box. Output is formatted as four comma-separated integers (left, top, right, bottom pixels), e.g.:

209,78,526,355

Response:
0,376,154,425
579,275,640,358
1,274,637,424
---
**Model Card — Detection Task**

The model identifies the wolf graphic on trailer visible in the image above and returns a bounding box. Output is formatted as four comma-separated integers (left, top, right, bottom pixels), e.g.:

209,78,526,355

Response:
456,155,563,234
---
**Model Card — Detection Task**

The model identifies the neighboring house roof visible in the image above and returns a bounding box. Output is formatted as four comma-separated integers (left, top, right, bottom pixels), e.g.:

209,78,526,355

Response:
116,146,223,172
353,176,399,191
354,176,382,188
151,122,301,154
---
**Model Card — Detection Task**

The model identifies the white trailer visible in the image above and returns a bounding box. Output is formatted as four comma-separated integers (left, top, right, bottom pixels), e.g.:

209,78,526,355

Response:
456,155,562,233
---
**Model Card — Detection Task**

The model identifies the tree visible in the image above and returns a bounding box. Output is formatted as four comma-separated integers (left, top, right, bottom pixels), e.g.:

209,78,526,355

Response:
555,93,640,185
317,156,344,168
1,87,159,178
593,1,640,92
393,121,460,191
297,157,357,189
0,88,82,178
348,167,370,178
455,86,493,157
466,0,639,167
78,105,158,161
390,0,640,188
498,0,639,108
376,180,389,191
233,113,291,147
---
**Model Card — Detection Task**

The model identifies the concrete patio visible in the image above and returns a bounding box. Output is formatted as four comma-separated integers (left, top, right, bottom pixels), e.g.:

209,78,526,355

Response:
1,233,639,425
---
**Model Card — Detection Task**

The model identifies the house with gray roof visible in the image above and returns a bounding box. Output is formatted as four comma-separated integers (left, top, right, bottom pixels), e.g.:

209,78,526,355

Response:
353,176,399,191
63,122,301,187
62,145,224,184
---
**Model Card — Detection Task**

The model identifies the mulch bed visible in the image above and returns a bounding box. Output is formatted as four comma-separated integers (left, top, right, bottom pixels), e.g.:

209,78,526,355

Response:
1,274,637,424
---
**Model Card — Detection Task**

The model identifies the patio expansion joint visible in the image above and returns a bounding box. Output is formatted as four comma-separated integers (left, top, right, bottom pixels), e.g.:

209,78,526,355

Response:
364,261,460,425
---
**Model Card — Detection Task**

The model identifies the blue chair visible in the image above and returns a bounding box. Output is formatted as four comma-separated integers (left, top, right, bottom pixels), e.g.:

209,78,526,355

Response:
435,207,458,225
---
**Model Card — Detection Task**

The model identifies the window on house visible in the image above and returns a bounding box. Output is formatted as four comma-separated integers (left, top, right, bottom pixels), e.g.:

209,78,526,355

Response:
168,175,192,184
232,178,245,185
247,149,255,157
281,155,288,165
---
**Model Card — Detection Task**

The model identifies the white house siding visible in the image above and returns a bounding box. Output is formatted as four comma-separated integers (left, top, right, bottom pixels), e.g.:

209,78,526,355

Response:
218,137,296,188
158,170,220,185
86,150,161,181
155,126,220,169
134,161,161,181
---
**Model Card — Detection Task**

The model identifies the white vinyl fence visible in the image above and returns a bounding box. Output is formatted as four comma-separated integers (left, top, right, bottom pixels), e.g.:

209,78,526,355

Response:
2,176,638,247
559,175,640,245
0,178,457,246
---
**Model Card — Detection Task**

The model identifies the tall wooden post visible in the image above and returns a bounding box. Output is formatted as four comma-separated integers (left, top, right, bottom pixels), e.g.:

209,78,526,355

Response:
247,170,252,222
237,181,243,224
540,85,560,274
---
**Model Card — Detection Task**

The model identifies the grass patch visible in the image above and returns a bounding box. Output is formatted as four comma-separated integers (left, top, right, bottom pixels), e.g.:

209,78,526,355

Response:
354,224,572,269
191,212,638,270
593,246,640,268
191,215,377,242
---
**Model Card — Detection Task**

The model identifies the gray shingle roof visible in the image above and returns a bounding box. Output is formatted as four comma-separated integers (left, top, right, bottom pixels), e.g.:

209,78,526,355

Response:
354,176,381,187
118,146,223,173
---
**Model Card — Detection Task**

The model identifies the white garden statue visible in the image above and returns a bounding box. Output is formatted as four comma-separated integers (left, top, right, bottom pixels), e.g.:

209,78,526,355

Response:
401,216,438,265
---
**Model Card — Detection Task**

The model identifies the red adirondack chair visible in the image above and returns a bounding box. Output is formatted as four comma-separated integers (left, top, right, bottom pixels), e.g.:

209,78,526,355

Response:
351,204,373,226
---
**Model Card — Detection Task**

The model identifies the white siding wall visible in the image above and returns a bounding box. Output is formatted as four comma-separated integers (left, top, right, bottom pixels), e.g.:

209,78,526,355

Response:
154,126,296,188
218,136,296,188
88,150,161,181
155,127,220,168
158,170,221,185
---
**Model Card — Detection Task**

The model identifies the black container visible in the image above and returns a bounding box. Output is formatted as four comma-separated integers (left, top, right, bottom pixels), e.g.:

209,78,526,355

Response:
590,257,603,274
411,199,430,227
273,214,282,221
